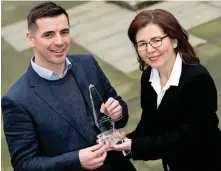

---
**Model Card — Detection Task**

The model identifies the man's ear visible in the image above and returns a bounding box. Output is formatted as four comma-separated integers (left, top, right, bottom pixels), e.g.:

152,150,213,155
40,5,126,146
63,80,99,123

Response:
171,38,178,49
26,32,35,48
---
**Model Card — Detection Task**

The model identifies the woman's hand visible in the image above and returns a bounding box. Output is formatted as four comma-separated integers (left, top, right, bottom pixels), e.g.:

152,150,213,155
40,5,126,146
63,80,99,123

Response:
110,136,132,151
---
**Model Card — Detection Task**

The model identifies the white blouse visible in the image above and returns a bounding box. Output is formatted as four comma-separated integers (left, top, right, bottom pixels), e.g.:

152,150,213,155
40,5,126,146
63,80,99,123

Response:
149,53,182,108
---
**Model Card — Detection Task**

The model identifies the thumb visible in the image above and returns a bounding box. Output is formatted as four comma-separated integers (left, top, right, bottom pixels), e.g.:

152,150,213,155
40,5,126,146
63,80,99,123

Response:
109,143,125,151
121,132,126,139
100,103,105,113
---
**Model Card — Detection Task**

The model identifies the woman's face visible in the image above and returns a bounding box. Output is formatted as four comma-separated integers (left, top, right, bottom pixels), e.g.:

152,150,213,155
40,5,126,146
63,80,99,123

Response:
136,23,177,70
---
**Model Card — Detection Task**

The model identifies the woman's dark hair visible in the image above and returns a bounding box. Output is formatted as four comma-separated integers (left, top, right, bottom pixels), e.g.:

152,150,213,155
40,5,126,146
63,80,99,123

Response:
128,9,200,71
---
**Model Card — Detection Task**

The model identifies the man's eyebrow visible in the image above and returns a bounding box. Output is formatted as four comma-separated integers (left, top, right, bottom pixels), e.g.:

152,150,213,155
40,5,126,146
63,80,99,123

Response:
42,31,54,36
61,28,70,32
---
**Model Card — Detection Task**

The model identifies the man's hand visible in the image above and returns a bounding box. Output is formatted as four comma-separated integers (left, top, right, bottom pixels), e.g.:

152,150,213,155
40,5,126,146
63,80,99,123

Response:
100,97,122,120
79,143,107,170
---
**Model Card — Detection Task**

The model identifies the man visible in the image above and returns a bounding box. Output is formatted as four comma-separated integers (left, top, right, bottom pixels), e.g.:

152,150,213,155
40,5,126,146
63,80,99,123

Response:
1,2,136,171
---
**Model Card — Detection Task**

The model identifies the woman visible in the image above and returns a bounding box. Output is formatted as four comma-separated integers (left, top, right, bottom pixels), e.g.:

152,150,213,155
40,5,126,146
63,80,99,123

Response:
110,9,221,171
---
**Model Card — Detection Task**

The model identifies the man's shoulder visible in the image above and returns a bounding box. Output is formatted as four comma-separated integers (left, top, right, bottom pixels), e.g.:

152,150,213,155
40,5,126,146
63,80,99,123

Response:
3,73,29,100
67,53,95,64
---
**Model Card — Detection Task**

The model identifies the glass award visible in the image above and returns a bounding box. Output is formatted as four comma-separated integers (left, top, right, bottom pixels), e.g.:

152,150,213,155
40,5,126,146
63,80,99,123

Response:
89,84,113,132
89,84,124,147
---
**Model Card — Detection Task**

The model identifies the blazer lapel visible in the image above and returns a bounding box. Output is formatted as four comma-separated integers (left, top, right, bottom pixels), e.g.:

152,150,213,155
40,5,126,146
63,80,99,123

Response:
27,65,91,143
157,62,188,112
70,61,93,114
156,62,186,112
157,86,179,112
70,60,99,142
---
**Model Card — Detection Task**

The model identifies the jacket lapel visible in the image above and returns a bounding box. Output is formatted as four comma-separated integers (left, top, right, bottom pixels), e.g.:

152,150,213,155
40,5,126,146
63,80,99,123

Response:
70,60,93,114
157,86,179,112
157,62,187,112
27,64,91,143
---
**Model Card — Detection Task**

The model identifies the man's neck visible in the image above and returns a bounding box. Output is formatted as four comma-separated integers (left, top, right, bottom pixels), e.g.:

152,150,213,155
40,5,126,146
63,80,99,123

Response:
34,57,65,76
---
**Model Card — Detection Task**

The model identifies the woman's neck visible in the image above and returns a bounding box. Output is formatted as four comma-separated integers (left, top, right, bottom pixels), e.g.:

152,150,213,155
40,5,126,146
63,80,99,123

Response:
158,53,177,88
159,68,171,88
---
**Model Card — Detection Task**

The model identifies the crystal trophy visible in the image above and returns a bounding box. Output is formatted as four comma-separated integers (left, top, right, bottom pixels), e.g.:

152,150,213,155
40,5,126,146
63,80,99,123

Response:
89,84,124,146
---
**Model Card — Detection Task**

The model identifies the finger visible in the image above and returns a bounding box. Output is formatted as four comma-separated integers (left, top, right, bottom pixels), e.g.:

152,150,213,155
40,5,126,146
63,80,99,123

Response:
109,145,123,151
106,100,119,112
108,105,121,115
110,143,128,151
96,139,105,144
89,162,104,170
89,143,103,152
90,151,106,166
100,150,107,160
94,151,107,164
86,161,103,170
104,97,115,109
93,144,106,157
110,112,121,120
121,132,126,139
106,146,114,151
111,130,123,140
100,103,106,113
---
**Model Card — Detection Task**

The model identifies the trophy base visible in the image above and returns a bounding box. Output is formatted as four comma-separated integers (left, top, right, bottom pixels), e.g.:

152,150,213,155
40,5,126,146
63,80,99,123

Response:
97,129,123,146
97,129,131,156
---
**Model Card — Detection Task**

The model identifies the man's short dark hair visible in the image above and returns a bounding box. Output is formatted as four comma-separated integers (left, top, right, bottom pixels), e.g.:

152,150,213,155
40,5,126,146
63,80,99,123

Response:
27,1,69,32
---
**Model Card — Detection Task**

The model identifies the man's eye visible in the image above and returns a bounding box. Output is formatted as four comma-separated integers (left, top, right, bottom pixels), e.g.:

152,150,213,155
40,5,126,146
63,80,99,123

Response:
61,30,69,35
44,34,52,38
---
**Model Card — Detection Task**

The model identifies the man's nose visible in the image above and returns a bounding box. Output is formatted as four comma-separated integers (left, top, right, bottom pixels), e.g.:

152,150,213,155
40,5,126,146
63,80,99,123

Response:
54,35,63,45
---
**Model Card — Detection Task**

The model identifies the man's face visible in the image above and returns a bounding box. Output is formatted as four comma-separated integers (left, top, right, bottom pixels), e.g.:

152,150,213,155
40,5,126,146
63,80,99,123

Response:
27,14,71,70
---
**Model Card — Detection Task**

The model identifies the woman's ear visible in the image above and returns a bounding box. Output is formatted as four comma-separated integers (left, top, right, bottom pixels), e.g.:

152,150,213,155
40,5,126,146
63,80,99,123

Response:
171,38,178,49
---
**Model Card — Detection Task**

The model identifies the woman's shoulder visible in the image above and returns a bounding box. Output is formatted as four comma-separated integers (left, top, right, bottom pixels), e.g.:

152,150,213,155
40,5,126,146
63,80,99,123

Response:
182,61,211,79
141,67,152,83
181,61,216,89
